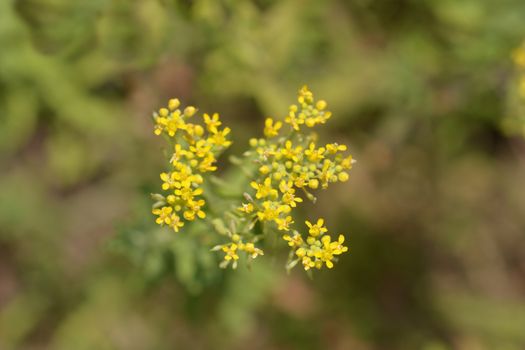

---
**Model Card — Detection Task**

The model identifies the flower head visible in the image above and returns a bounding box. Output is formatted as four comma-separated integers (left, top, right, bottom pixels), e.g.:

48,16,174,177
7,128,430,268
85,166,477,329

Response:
264,118,282,138
152,87,353,273
152,98,231,233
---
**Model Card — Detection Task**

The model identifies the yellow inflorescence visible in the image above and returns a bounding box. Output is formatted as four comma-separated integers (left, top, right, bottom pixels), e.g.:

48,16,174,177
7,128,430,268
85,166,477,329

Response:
151,98,232,232
151,86,353,273
284,220,348,270
236,85,354,271
212,233,264,269
284,86,332,130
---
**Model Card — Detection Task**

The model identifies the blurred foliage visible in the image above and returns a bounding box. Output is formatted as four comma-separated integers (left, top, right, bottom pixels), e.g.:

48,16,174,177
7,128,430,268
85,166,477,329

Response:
1,0,525,349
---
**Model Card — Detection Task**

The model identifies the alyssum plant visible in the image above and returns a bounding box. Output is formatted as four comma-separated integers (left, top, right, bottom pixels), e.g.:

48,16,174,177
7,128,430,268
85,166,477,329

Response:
151,86,355,272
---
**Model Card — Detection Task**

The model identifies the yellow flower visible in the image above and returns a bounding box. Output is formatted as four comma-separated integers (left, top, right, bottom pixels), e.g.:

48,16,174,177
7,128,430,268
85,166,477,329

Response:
326,143,347,154
330,234,349,255
256,201,282,221
160,172,178,190
281,189,303,208
301,256,316,270
319,160,336,188
170,144,189,165
281,141,302,161
292,172,308,188
190,139,212,158
250,177,278,199
282,193,303,207
222,243,239,261
283,232,303,247
304,143,325,162
153,89,353,273
152,206,184,232
242,243,264,259
203,113,222,133
153,116,167,135
264,118,282,138
238,203,254,213
165,113,186,137
316,234,348,268
169,214,185,232
183,199,206,220
298,85,314,105
305,219,328,237
184,123,205,140
296,247,307,258
209,127,232,147
275,216,294,231
278,180,293,193
284,107,303,131
198,154,218,172
341,155,354,169
152,206,173,225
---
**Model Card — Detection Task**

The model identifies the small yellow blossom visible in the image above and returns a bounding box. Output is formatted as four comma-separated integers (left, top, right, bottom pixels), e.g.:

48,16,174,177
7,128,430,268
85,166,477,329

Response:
283,232,303,247
242,242,264,259
238,203,254,213
251,177,278,199
210,127,233,147
257,201,284,221
222,243,239,261
264,118,282,138
198,154,218,172
275,216,294,231
152,206,185,232
281,190,303,208
152,206,173,225
183,199,206,220
304,143,325,162
204,113,222,133
281,141,302,161
326,143,347,154
190,139,212,158
305,219,327,237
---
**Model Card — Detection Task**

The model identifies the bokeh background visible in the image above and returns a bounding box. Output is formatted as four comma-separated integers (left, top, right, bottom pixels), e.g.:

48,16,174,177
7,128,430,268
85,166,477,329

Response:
1,0,525,349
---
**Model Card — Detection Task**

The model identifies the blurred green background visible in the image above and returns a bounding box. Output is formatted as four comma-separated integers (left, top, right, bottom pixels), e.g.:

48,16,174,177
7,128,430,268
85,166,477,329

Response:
1,0,525,349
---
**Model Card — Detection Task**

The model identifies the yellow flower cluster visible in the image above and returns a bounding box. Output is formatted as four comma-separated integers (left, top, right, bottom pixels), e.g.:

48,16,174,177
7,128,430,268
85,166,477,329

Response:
284,85,332,130
284,219,348,270
236,85,354,271
211,233,264,269
151,98,232,232
150,86,353,273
